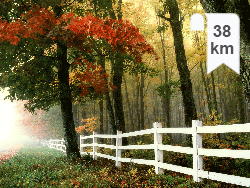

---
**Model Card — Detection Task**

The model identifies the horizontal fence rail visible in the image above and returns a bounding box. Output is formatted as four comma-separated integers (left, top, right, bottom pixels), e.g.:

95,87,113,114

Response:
41,138,66,154
79,121,250,187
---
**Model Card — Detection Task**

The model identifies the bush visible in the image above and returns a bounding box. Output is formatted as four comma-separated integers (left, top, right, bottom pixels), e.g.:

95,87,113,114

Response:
201,113,250,178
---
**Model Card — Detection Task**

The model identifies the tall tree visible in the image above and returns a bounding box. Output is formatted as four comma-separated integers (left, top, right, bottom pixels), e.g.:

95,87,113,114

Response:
87,0,117,136
108,0,128,145
200,62,213,115
210,72,218,115
193,32,214,117
157,18,172,128
158,0,197,128
140,72,145,130
236,75,246,123
123,76,134,132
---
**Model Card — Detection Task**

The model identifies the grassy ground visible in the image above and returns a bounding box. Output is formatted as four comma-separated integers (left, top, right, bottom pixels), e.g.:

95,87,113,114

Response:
0,142,243,187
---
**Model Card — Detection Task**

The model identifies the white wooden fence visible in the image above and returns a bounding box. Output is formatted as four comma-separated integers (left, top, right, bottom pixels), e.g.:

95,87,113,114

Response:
79,120,250,187
41,138,66,154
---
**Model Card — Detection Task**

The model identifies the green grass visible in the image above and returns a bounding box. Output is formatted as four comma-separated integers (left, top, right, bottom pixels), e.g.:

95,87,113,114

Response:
0,142,242,187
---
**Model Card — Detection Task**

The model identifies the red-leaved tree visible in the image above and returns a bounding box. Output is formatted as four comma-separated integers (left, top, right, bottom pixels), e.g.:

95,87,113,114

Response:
0,4,157,158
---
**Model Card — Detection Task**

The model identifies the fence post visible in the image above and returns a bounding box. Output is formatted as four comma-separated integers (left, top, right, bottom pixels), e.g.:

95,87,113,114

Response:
62,138,65,152
93,131,97,160
154,122,164,174
116,130,122,167
192,120,203,182
53,139,55,149
49,139,52,148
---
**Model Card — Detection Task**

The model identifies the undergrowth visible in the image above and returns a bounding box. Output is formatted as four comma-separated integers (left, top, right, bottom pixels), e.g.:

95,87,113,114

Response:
0,141,245,187
0,112,248,187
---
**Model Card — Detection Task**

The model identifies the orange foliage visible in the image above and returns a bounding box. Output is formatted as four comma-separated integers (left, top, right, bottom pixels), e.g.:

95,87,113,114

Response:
75,117,98,133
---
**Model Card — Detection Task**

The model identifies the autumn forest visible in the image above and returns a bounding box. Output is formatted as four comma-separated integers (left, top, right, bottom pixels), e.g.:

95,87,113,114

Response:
0,0,250,159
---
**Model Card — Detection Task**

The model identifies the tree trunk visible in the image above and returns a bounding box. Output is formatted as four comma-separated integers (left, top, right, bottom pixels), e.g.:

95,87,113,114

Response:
99,99,104,144
194,33,213,118
163,0,197,128
57,41,80,158
99,99,104,134
195,84,204,119
200,61,213,116
123,76,134,132
53,5,80,158
240,57,250,108
153,90,157,122
107,0,128,145
72,103,79,127
216,69,227,123
140,73,145,130
211,72,218,116
135,75,140,130
113,54,128,145
99,54,116,135
158,19,171,128
236,75,246,123
200,63,213,115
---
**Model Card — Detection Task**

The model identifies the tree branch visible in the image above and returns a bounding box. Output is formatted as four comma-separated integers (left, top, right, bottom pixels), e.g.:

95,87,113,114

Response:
190,61,201,72
157,14,171,22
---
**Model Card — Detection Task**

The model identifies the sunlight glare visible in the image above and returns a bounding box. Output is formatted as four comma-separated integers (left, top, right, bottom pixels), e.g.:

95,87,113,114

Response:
0,89,30,151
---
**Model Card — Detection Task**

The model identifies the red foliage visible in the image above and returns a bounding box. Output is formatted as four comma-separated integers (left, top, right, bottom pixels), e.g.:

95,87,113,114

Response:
0,5,56,44
0,6,157,97
22,5,57,39
64,13,157,62
0,18,25,45
70,56,115,97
